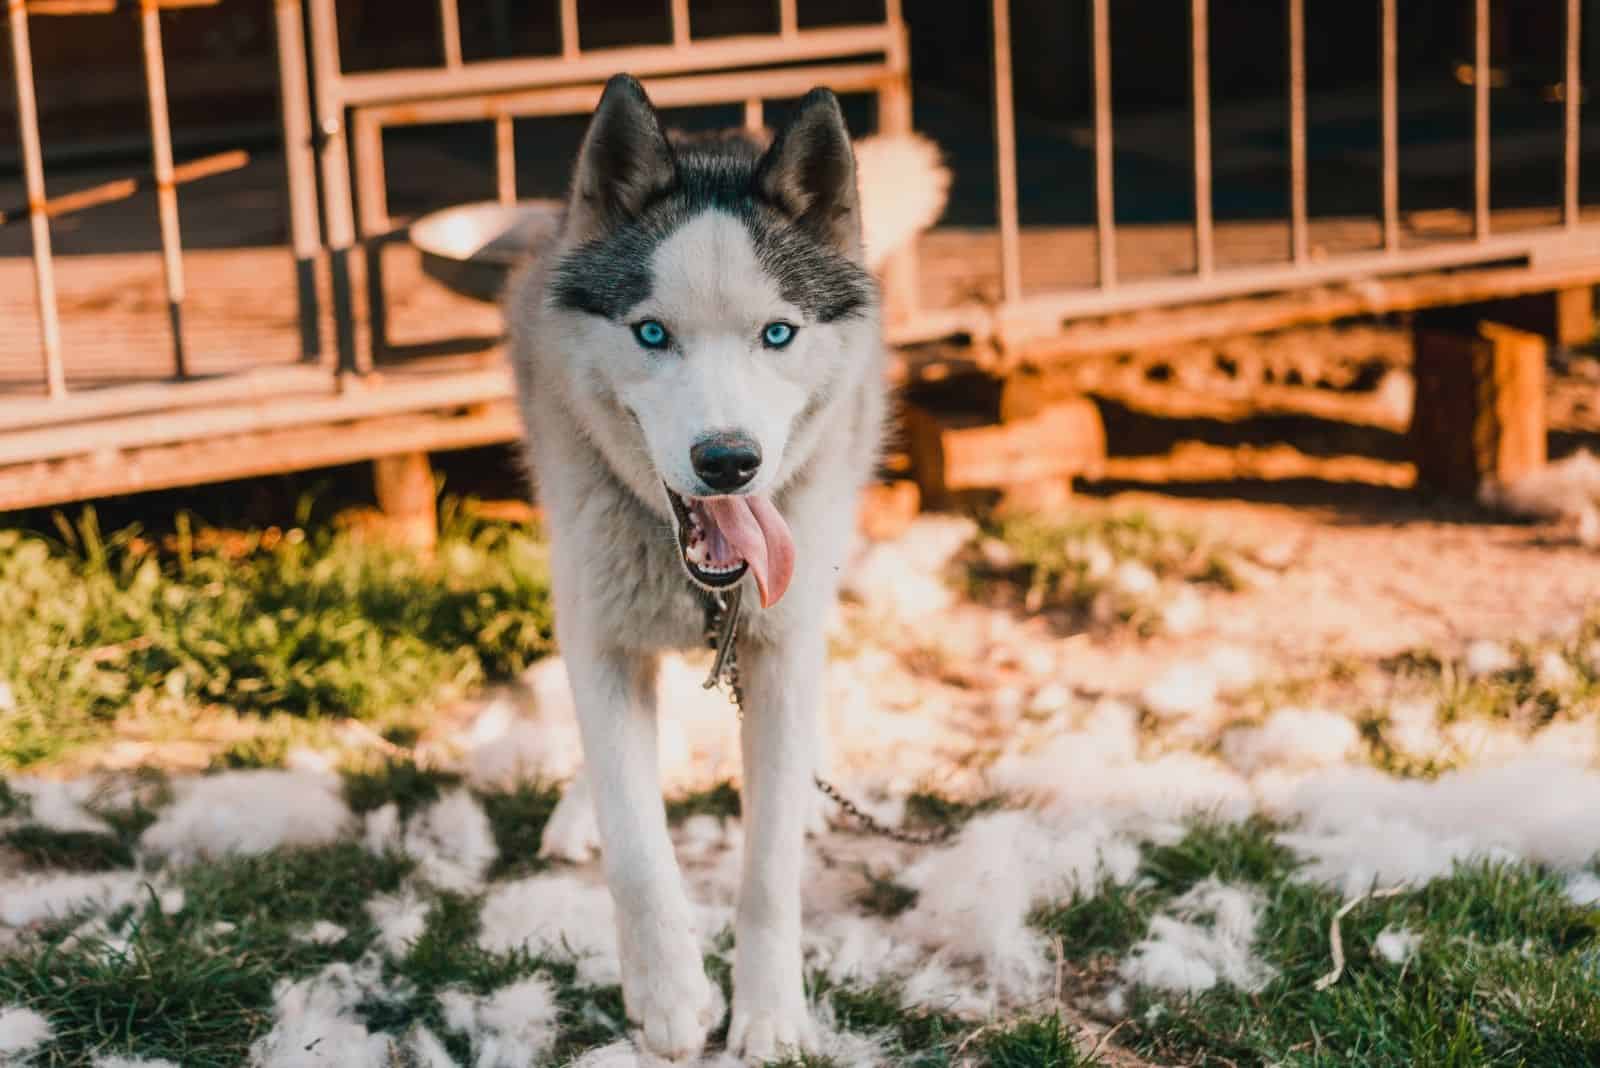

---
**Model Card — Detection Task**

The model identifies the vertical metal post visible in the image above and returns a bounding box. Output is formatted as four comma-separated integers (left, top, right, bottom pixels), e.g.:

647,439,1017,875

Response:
744,98,764,132
1565,0,1581,229
1190,0,1213,277
273,0,322,364
1474,0,1490,239
560,0,579,57
7,0,65,399
308,0,365,374
670,0,690,47
1092,0,1116,287
140,0,189,378
1287,0,1308,263
495,113,516,205
778,0,797,37
438,0,463,67
991,0,1022,304
350,113,390,360
1381,0,1399,252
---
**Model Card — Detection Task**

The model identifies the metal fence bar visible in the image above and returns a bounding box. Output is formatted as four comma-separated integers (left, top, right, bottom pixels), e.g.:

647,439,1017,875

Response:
1474,0,1490,239
778,0,796,38
8,0,66,399
308,0,363,374
744,98,763,130
560,0,579,58
1287,0,1308,264
1381,0,1399,252
495,113,516,204
670,0,690,47
438,0,462,67
1092,0,1116,287
1566,0,1581,229
139,0,189,378
990,0,1021,303
1190,0,1212,277
272,0,322,363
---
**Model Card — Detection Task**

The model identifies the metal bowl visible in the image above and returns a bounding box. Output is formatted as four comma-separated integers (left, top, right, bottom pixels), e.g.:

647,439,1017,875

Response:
410,199,564,304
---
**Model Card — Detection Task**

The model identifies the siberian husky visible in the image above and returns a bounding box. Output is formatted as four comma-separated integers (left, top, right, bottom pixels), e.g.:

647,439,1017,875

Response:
507,74,946,1061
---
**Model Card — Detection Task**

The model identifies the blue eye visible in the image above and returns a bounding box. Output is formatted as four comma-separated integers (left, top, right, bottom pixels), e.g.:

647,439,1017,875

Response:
762,321,796,349
633,320,669,349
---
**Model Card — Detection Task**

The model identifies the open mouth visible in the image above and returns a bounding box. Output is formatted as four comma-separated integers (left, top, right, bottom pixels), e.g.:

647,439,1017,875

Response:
664,484,796,608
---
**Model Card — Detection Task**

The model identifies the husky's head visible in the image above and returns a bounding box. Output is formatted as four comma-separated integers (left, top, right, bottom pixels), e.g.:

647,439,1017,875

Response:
545,74,877,609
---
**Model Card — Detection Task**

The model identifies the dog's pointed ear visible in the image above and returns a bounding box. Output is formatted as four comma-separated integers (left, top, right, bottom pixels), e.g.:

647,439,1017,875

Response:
755,88,861,256
566,74,676,242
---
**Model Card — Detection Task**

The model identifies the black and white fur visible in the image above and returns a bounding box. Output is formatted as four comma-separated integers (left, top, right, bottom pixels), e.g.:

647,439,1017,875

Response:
508,75,930,1061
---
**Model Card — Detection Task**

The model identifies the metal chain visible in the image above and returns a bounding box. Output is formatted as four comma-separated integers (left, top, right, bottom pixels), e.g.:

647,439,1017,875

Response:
702,591,954,847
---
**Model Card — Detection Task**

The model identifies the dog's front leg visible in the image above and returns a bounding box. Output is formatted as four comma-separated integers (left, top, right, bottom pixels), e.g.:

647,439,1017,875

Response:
728,629,823,1061
567,643,713,1059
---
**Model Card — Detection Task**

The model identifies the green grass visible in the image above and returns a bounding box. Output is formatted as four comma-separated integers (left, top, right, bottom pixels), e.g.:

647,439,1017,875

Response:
0,501,554,770
967,511,1245,633
1117,830,1600,1067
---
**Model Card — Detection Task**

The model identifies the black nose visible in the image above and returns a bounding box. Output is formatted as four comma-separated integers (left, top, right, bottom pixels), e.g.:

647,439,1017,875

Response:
691,432,762,492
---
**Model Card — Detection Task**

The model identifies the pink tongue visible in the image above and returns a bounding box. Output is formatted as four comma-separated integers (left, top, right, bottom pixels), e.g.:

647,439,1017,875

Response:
701,495,796,608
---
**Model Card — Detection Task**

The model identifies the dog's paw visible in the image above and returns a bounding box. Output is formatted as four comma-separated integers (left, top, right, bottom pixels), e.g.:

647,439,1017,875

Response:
537,773,600,863
727,1001,815,1064
624,945,715,1062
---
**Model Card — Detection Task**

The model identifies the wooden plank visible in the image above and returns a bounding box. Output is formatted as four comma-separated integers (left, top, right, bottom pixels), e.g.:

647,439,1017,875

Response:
858,479,920,541
904,397,1104,509
1005,262,1600,371
1408,318,1546,496
373,450,439,553
1473,286,1595,347
0,402,521,513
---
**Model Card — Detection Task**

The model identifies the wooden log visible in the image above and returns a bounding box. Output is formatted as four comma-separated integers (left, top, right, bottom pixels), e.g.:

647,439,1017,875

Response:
858,479,921,541
1408,319,1546,496
904,396,1105,510
1473,286,1595,347
372,451,439,554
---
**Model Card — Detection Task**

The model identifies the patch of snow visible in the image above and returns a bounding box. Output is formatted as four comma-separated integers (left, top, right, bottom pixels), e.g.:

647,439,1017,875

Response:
140,771,350,862
1119,879,1275,995
1112,560,1158,597
92,1058,182,1068
1537,650,1579,691
0,1005,52,1061
478,873,620,986
438,975,560,1068
1161,586,1206,636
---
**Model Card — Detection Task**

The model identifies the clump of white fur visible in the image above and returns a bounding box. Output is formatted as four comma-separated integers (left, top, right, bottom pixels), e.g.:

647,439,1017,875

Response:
402,789,498,892
1480,449,1600,545
366,886,431,958
0,871,148,928
0,1006,53,1062
140,771,351,862
1119,879,1275,995
93,1057,182,1068
477,873,621,986
438,975,561,1068
248,959,396,1067
1271,758,1600,897
853,134,950,271
897,809,1140,1008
